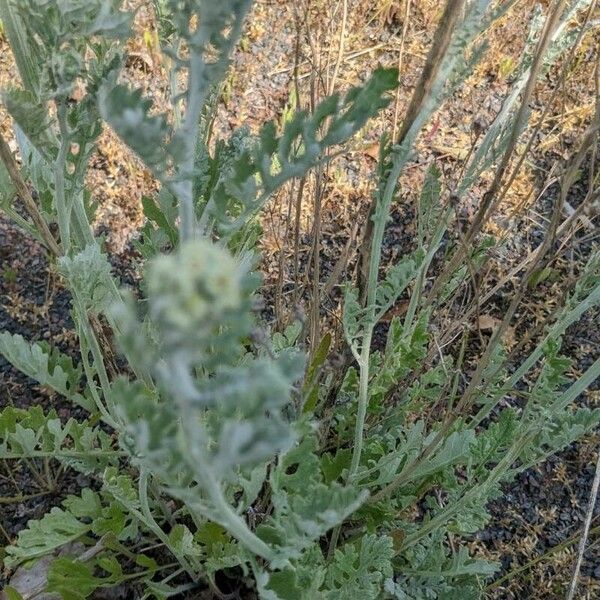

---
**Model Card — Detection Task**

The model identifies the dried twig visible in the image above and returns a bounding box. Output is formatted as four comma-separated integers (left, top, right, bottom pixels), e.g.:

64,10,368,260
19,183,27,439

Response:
0,132,62,257
567,450,600,600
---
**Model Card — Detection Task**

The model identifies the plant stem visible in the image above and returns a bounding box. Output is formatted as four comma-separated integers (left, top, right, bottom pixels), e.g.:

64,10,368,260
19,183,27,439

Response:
185,428,276,562
138,470,201,578
78,329,118,429
171,366,276,562
349,331,372,479
75,298,115,413
54,101,72,254
0,490,50,504
0,131,61,256
172,52,205,242
346,0,470,485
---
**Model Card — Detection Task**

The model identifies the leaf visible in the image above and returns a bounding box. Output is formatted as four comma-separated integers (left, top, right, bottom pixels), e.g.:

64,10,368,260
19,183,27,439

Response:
409,430,476,481
0,333,86,406
98,84,177,177
527,266,556,288
141,194,178,246
4,508,90,568
136,189,179,257
46,558,109,600
58,243,114,312
1,88,57,161
498,55,516,78
392,533,497,598
63,488,136,540
238,462,268,510
360,421,425,489
321,448,352,485
302,332,331,413
369,312,430,403
272,321,303,353
375,250,423,317
342,285,364,347
168,524,199,558
208,68,398,239
260,435,368,567
469,409,519,468
324,534,394,600
0,406,115,474
0,0,42,93
261,546,327,600
418,162,443,245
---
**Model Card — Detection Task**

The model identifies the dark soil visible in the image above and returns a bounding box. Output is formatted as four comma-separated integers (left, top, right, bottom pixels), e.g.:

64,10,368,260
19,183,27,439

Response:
0,217,139,590
480,307,600,599
0,217,82,586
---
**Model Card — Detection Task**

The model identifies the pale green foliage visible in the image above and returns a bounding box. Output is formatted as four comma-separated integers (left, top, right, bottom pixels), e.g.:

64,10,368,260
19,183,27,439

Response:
0,334,89,408
0,406,116,473
5,507,90,568
14,0,129,97
59,244,114,312
390,535,495,600
0,0,599,598
99,85,183,178
109,240,365,568
325,534,395,599
261,435,367,565
1,88,57,160
100,67,398,246
206,68,398,238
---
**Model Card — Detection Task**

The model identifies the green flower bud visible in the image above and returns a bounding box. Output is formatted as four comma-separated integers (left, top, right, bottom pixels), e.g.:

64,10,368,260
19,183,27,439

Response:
148,239,242,333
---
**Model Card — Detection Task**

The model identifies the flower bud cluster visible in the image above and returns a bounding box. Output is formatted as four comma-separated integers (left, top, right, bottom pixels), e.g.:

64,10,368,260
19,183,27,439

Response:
147,239,242,334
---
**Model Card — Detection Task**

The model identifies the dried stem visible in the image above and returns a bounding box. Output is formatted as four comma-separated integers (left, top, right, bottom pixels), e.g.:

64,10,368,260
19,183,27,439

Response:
0,132,61,257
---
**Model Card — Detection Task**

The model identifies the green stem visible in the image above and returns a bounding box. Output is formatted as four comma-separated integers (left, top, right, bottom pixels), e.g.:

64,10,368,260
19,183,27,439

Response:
0,490,50,504
552,355,600,413
74,296,117,419
346,154,404,483
78,328,118,428
71,193,95,248
348,332,372,480
170,380,274,561
172,53,205,242
138,470,201,577
188,435,276,562
345,0,471,481
54,101,71,254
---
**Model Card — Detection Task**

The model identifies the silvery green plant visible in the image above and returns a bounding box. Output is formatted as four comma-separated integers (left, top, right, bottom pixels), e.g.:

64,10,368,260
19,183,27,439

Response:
0,0,395,594
0,0,599,598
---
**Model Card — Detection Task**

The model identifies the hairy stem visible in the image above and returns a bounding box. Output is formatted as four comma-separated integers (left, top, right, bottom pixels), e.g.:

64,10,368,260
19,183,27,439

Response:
54,101,72,254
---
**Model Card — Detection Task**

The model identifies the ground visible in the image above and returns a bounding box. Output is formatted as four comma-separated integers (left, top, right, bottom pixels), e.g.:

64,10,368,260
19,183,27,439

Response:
0,1,599,598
